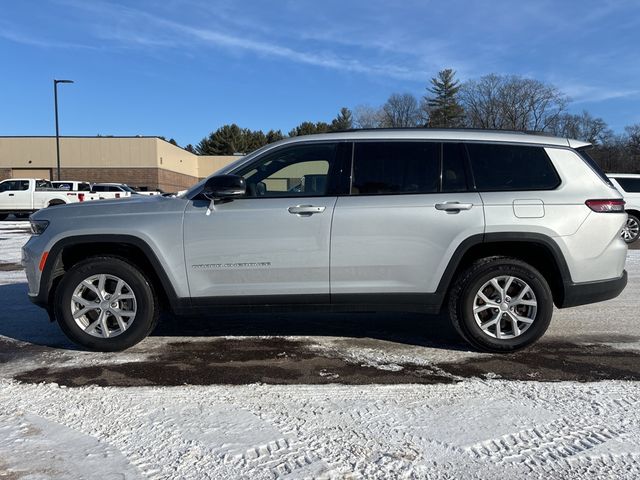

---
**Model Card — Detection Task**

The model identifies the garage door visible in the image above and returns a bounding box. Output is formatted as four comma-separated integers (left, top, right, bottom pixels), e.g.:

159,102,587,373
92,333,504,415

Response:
11,169,52,180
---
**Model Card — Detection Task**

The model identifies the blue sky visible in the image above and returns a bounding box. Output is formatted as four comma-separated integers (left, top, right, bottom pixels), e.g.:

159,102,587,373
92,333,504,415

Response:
0,0,639,146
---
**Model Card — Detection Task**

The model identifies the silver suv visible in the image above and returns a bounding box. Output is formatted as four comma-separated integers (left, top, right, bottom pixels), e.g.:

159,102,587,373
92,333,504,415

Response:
22,130,628,352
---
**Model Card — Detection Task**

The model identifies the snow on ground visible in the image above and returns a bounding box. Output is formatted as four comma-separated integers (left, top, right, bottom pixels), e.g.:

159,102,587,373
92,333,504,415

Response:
2,219,640,479
0,380,639,479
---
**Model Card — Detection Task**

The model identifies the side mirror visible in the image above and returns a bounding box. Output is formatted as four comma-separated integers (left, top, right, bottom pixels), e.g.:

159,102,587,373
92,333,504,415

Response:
202,174,246,199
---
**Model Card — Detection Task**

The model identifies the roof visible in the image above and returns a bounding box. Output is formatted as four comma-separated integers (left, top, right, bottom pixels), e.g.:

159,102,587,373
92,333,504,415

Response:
270,129,591,149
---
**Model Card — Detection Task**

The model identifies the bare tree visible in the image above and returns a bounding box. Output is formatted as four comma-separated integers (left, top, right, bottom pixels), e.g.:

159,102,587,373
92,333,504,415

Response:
381,93,422,128
353,104,384,128
626,124,640,155
546,111,612,145
461,74,568,132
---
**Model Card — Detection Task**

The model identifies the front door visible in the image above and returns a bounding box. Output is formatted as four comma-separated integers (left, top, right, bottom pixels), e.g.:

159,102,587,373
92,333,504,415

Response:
0,179,31,210
183,142,341,302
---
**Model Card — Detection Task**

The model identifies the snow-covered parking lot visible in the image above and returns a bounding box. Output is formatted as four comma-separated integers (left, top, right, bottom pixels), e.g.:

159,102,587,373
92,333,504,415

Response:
1,219,640,479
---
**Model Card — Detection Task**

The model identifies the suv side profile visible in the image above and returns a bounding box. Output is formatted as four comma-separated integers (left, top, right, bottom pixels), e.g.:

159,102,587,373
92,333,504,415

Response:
22,130,628,353
607,174,640,244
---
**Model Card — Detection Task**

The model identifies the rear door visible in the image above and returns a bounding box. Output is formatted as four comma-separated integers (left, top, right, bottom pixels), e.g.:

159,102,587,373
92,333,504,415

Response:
330,141,484,299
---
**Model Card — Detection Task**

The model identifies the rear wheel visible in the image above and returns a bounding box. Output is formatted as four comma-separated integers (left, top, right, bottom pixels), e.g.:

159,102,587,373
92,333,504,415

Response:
55,256,159,351
622,214,640,244
448,257,553,352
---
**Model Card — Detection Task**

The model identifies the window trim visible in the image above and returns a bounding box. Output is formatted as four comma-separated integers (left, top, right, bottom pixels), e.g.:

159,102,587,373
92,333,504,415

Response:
224,140,346,199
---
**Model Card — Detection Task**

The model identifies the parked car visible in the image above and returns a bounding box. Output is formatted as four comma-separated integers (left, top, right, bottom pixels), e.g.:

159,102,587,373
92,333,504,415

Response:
23,130,628,352
0,178,84,219
91,183,138,198
607,174,640,244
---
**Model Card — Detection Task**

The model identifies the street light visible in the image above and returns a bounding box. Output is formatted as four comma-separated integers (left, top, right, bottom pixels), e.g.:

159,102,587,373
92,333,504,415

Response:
53,79,74,181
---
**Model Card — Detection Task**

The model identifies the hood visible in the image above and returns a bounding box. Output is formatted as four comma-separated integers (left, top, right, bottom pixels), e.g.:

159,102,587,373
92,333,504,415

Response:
31,194,181,222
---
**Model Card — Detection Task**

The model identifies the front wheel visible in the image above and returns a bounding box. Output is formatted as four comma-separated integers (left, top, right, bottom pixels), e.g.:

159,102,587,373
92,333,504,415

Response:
55,256,159,351
622,214,640,244
448,257,553,353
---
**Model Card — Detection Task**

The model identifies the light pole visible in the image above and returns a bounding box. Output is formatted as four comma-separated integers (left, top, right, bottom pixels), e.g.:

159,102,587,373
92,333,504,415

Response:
54,79,74,181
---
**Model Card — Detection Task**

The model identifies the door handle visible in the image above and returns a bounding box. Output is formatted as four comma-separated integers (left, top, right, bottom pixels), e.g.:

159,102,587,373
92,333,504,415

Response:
288,205,326,215
435,202,473,212
8,193,14,196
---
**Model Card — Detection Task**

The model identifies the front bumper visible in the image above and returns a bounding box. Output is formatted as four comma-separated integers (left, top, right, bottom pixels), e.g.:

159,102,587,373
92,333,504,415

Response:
559,270,628,308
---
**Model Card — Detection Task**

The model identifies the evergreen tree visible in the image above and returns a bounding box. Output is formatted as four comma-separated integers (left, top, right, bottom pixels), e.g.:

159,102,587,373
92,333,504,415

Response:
424,69,465,128
288,121,330,137
329,107,353,131
266,129,285,143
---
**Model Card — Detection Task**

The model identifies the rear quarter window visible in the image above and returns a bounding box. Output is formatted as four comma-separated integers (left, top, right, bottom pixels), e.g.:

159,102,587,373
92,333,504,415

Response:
466,143,560,191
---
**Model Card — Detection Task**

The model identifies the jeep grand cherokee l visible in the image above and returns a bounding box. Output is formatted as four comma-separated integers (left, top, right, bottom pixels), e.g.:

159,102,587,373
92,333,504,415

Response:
22,130,628,352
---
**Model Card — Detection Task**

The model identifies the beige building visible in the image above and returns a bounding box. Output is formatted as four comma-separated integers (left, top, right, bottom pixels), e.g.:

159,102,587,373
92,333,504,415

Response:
0,136,241,192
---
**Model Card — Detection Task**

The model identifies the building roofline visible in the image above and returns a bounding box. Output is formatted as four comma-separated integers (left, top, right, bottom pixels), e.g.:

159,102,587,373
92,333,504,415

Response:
0,135,164,139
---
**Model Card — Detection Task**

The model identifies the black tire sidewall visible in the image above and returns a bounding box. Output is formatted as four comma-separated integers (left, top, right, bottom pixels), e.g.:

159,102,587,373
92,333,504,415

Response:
55,257,156,351
457,262,553,352
626,214,640,244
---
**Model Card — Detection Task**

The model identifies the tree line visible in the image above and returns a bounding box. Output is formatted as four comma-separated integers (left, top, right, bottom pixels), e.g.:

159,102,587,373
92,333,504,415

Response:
189,69,639,173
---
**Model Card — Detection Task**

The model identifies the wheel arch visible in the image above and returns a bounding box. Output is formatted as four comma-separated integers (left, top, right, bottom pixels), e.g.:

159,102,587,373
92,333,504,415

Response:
625,208,640,219
438,233,571,308
41,235,181,314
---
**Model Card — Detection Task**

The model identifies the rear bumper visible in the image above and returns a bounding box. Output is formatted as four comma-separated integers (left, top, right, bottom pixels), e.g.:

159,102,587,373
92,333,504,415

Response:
559,270,627,308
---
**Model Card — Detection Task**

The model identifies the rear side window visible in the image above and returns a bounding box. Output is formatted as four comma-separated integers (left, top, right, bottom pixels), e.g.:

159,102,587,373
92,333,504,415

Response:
613,177,640,193
466,143,560,191
352,142,440,195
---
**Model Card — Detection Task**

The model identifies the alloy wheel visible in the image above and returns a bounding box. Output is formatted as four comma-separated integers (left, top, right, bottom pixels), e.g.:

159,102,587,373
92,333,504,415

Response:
70,274,137,338
473,275,537,339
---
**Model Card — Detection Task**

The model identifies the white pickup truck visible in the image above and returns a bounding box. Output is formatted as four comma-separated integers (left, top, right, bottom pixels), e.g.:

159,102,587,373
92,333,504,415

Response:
0,178,130,220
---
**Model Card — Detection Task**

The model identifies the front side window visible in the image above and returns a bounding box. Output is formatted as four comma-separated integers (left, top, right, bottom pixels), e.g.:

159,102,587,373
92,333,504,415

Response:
238,143,336,197
2,180,31,191
352,142,440,195
0,180,16,192
612,177,640,193
467,143,560,191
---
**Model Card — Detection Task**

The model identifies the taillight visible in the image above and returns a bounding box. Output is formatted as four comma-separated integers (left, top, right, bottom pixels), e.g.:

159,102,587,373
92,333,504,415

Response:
585,199,625,213
78,193,85,202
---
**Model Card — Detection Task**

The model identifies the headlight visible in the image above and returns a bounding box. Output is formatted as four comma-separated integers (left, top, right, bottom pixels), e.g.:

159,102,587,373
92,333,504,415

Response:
30,220,49,235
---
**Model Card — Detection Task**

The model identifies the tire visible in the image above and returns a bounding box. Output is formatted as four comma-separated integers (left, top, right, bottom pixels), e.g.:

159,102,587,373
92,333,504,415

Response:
54,256,159,351
622,214,640,244
448,256,553,353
